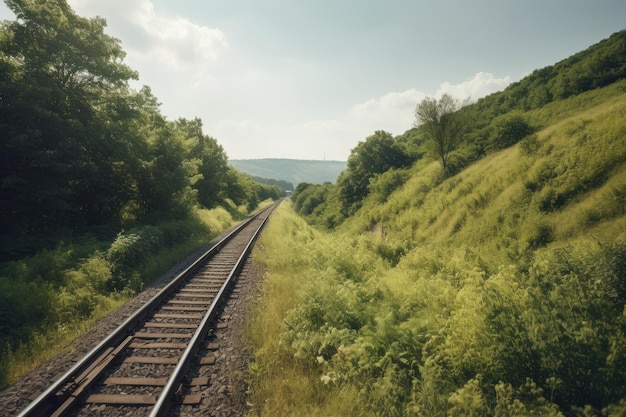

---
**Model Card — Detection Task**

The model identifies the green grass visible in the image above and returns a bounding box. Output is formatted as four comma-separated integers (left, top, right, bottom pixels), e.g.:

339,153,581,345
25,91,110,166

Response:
247,203,388,416
0,205,239,387
347,81,626,269
246,82,626,416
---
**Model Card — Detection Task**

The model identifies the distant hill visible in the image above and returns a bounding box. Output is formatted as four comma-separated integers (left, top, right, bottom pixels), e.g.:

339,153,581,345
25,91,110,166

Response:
229,158,346,189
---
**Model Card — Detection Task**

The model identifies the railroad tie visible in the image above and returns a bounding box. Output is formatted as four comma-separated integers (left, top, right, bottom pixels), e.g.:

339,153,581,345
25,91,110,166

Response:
85,393,202,405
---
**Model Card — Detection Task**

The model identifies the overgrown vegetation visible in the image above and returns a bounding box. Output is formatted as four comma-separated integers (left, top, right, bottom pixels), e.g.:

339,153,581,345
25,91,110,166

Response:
0,0,283,386
0,205,241,386
248,31,626,416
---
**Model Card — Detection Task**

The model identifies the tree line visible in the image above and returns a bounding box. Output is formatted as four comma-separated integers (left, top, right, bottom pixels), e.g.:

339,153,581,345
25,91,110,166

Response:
0,0,283,258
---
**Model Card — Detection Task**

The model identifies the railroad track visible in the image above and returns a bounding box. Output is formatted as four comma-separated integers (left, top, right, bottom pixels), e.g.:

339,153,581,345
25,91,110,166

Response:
17,202,279,417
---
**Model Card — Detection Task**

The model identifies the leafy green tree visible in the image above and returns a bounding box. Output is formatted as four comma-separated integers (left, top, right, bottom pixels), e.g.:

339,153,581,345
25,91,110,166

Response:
254,181,284,202
338,130,411,215
0,0,137,233
291,182,344,228
414,94,470,176
177,118,230,209
251,176,292,193
222,168,257,210
487,114,534,151
133,105,191,220
291,183,315,212
368,168,410,203
291,182,328,216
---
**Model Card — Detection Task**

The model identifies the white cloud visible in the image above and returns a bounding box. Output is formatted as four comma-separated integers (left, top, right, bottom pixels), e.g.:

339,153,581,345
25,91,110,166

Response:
350,89,426,135
216,72,514,161
213,118,358,161
60,0,516,160
68,0,228,81
349,72,512,137
437,72,511,100
131,5,228,71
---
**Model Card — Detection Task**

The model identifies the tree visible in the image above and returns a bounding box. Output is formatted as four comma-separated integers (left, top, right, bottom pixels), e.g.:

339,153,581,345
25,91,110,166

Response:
223,168,258,210
0,0,138,232
178,118,230,209
337,130,411,214
129,96,191,220
414,94,470,175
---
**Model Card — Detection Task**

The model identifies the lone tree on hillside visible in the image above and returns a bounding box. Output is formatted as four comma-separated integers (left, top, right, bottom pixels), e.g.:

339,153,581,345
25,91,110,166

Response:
414,94,470,175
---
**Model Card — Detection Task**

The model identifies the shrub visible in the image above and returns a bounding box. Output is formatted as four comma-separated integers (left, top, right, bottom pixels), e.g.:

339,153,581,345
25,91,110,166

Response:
106,226,163,290
368,169,410,203
447,376,489,417
519,134,541,155
444,144,484,177
374,241,406,267
494,380,564,417
487,114,534,151
523,222,554,250
0,276,54,355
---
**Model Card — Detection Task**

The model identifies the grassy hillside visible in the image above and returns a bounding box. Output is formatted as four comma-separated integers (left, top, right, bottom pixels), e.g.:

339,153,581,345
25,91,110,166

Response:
229,158,346,187
348,79,626,267
246,72,626,416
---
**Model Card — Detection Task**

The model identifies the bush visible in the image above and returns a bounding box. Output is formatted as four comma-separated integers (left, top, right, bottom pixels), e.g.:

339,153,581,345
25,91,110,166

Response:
444,144,484,177
487,114,534,151
106,226,163,290
519,134,541,155
368,169,410,203
253,201,626,415
0,276,54,354
523,222,554,249
374,241,406,267
0,205,235,387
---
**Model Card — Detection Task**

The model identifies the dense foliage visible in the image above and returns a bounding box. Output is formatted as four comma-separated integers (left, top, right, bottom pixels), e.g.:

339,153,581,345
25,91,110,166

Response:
0,0,282,386
249,176,294,193
252,202,626,416
292,130,414,223
337,130,414,215
250,31,626,416
0,0,283,246
469,30,626,125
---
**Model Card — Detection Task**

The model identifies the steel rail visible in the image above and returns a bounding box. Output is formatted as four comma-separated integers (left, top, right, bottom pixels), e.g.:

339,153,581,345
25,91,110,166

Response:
16,203,277,417
150,201,277,417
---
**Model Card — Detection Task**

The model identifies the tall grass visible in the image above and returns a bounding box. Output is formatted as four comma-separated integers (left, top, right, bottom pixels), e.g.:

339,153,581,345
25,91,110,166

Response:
0,205,238,387
246,203,387,416
250,207,626,416
247,83,626,415
344,81,626,270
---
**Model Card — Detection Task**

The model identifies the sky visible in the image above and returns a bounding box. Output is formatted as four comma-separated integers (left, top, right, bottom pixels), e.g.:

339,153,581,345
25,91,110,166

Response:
1,1,625,161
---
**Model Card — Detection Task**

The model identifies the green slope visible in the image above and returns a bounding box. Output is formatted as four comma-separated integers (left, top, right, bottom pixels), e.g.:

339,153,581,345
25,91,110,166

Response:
246,34,626,417
229,158,346,187
347,79,626,267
